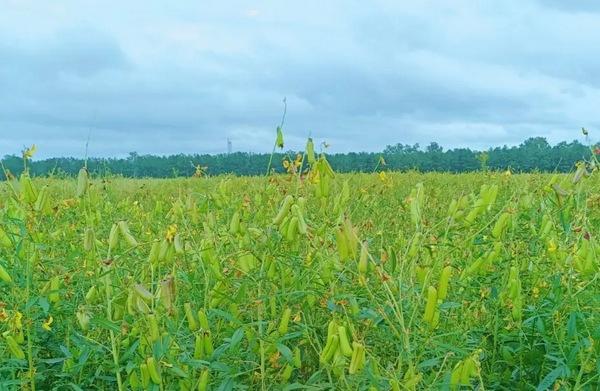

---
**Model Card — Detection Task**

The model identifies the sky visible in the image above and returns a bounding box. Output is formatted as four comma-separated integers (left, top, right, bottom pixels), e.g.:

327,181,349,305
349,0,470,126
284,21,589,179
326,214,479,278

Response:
1,0,600,158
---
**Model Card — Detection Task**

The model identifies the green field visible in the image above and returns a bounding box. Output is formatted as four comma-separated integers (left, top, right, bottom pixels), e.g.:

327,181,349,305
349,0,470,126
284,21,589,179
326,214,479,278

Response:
1,162,599,389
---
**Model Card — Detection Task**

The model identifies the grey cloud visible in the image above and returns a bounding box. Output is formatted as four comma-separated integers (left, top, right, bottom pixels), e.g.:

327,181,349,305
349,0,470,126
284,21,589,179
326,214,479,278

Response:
0,0,599,158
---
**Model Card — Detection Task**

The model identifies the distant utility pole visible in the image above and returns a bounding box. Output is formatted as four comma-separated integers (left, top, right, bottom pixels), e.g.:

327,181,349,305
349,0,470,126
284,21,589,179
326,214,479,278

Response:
227,138,232,154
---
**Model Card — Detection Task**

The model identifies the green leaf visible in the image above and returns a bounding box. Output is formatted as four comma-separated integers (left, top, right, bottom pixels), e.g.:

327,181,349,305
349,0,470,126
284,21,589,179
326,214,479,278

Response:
90,317,121,333
417,357,441,370
120,338,140,363
439,302,461,310
38,297,50,313
228,328,244,351
276,343,293,364
567,312,578,339
216,377,234,391
536,366,565,391
169,365,189,378
68,383,85,391
39,357,67,364
283,383,309,391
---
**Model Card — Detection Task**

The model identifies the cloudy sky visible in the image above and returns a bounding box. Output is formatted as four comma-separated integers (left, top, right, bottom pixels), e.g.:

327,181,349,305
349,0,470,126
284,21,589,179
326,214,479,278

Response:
1,0,599,158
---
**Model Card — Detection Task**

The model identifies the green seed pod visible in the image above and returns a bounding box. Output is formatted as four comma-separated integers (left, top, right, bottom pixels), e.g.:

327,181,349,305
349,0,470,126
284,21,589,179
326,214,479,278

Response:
423,286,438,326
437,266,452,301
267,258,277,279
306,138,316,164
342,219,358,259
76,167,89,197
194,334,205,359
136,295,151,314
148,314,160,342
5,335,25,359
286,216,299,241
49,276,60,303
273,195,294,225
129,370,140,389
407,232,422,258
331,348,346,377
337,326,353,357
349,296,360,317
203,332,214,356
450,361,463,388
278,307,292,335
173,234,184,254
158,238,170,262
76,307,91,331
34,185,50,213
491,212,511,239
108,223,120,252
0,264,12,283
276,126,284,148
512,296,523,321
197,309,210,330
83,227,94,252
159,275,176,314
460,356,478,385
573,163,587,184
20,172,38,204
326,319,337,343
319,334,339,364
348,341,365,374
539,213,553,239
358,241,369,275
447,199,458,219
14,329,24,344
229,211,241,235
85,286,99,303
126,291,137,316
238,252,258,274
134,284,154,302
118,221,138,248
184,303,198,331
148,241,160,265
140,363,150,387
336,228,349,261
465,196,485,225
0,227,12,248
291,204,308,235
146,357,162,384
281,363,293,381
198,369,209,391
293,347,302,368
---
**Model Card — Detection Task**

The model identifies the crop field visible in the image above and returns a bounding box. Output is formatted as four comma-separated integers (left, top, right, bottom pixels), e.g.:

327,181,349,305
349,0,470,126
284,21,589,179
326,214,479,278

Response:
1,155,600,389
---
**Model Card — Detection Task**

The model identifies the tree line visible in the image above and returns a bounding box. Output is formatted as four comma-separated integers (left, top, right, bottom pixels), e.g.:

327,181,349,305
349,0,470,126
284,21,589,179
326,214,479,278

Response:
1,137,597,179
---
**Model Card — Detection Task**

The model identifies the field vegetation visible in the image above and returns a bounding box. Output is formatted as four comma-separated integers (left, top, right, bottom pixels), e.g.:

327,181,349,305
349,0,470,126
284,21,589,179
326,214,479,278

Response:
1,138,600,390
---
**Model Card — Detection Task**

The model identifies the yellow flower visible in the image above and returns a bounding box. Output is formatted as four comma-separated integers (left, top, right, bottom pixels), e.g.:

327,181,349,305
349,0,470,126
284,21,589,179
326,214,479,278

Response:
13,311,23,329
43,315,53,331
22,144,37,159
166,225,177,242
547,239,557,253
378,171,390,184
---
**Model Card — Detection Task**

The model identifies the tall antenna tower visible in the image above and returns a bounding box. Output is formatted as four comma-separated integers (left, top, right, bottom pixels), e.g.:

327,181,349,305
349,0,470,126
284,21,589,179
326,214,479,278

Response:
227,138,232,154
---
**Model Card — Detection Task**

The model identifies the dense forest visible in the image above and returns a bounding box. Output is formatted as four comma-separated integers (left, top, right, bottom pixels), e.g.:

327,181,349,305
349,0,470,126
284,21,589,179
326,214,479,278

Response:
1,137,598,179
